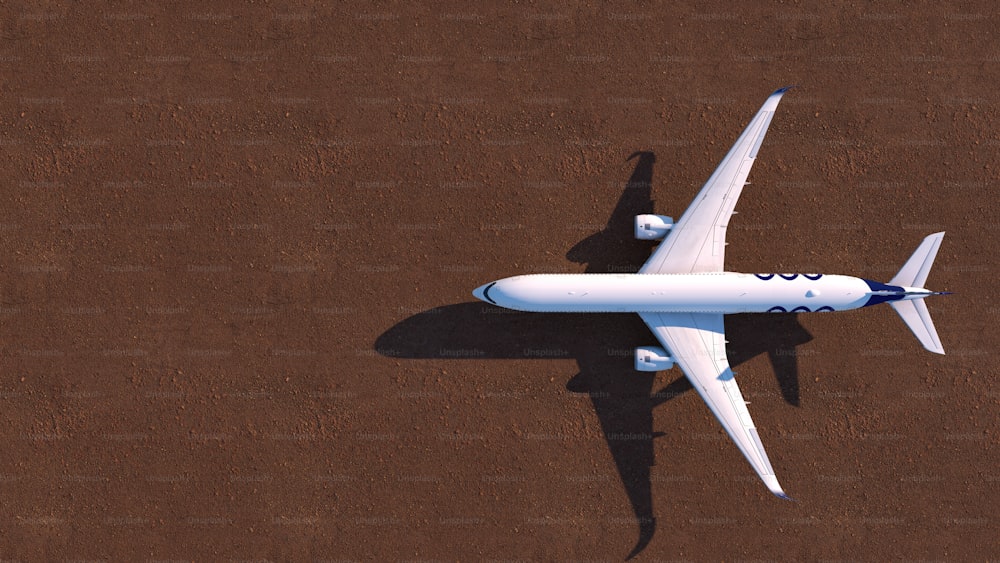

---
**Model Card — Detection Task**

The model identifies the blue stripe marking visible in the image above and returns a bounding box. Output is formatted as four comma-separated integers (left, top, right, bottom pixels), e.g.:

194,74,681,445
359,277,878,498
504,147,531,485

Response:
756,273,823,281
768,305,834,313
862,279,906,307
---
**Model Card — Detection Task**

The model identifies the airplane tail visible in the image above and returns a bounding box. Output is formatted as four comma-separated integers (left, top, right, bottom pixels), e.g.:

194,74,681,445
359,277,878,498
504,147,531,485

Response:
888,232,946,355
889,232,945,288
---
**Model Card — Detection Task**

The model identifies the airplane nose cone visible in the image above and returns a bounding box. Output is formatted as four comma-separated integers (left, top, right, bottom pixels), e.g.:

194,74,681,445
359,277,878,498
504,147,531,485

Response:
472,284,485,301
472,281,498,304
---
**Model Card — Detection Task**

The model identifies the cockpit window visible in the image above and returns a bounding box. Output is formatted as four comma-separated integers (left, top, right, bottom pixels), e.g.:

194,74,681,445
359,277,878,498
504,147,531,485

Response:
482,282,498,305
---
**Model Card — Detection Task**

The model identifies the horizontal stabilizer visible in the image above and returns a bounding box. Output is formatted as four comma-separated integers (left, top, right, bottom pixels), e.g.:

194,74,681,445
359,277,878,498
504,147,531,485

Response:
890,232,944,288
890,298,945,354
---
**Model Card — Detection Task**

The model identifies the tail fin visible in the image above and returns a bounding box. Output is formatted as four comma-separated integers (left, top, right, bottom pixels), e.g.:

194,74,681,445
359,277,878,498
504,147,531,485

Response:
889,232,946,355
890,232,944,287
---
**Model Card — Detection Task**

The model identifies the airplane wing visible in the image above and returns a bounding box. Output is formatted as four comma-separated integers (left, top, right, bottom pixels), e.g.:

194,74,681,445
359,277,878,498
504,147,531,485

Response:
638,311,791,499
639,87,793,274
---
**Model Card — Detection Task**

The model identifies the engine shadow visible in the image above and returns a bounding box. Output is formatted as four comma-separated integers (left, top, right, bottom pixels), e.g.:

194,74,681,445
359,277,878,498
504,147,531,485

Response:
374,152,812,559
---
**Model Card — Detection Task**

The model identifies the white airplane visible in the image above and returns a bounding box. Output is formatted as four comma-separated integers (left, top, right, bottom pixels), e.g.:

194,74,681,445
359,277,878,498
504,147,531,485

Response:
472,87,948,500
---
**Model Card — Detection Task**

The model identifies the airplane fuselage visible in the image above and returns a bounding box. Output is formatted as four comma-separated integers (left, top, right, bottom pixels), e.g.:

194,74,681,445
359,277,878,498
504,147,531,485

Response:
475,272,923,314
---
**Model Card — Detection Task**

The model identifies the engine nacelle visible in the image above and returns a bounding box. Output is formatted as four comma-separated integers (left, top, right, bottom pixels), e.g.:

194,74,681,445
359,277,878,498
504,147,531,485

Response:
635,346,674,372
634,214,674,240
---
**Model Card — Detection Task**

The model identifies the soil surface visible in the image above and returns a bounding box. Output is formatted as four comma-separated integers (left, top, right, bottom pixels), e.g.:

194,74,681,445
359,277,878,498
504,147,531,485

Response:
1,2,996,561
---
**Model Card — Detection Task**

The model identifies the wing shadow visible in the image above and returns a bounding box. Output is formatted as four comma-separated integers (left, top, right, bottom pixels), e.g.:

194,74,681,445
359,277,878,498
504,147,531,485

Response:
374,152,811,559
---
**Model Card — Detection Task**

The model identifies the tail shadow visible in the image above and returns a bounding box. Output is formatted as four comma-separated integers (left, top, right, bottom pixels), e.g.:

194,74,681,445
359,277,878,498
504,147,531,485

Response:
375,152,811,559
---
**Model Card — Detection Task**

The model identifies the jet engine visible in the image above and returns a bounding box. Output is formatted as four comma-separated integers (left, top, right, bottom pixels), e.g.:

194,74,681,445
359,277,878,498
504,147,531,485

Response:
635,346,674,372
634,214,674,240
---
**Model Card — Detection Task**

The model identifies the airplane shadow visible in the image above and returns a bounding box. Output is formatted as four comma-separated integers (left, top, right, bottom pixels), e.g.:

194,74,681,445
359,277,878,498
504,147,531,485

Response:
374,152,812,559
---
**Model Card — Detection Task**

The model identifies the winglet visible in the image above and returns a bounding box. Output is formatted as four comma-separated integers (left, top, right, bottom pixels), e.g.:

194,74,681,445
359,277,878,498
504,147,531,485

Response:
761,474,794,501
761,86,796,112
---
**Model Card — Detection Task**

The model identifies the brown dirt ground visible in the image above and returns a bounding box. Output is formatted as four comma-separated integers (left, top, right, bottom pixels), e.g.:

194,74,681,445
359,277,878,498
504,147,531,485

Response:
1,2,997,561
